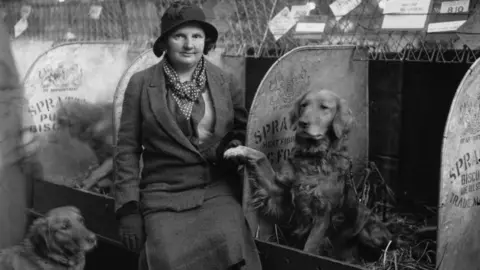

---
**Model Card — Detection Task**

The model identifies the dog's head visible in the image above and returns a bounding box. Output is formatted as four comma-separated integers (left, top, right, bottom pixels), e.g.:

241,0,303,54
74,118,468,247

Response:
290,89,353,148
56,101,113,145
28,206,97,265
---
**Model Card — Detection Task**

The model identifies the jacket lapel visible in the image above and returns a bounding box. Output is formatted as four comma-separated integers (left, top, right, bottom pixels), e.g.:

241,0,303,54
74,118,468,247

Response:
205,60,229,136
146,60,201,156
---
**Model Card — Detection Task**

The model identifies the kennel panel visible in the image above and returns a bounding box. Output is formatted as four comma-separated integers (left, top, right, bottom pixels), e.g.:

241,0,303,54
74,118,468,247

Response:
22,42,129,188
31,180,122,246
438,57,480,270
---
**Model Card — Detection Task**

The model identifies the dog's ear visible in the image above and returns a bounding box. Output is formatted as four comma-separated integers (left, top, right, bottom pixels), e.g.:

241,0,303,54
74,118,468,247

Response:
289,92,308,126
28,217,49,251
333,98,353,138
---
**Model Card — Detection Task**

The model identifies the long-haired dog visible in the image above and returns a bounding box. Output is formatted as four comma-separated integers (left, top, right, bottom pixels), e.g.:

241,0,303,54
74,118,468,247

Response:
55,100,115,192
31,100,115,192
0,206,97,269
225,89,392,262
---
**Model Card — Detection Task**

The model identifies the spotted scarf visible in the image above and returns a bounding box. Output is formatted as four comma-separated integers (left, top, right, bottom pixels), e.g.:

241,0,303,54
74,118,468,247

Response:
163,56,207,120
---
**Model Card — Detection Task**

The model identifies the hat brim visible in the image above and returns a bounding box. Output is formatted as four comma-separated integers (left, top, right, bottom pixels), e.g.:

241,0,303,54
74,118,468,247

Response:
152,20,219,57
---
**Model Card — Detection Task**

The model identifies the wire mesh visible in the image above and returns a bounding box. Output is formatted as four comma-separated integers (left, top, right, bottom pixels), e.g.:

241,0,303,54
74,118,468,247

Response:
2,0,480,63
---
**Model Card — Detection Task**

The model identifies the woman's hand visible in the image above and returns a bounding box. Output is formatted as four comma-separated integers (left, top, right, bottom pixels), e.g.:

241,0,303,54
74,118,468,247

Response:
118,213,146,252
225,139,242,150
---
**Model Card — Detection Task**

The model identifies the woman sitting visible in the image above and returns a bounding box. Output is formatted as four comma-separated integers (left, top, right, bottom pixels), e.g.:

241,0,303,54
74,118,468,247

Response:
113,2,262,270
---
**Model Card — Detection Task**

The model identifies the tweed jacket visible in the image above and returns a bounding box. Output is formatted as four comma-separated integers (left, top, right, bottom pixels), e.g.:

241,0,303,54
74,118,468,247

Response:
113,59,247,212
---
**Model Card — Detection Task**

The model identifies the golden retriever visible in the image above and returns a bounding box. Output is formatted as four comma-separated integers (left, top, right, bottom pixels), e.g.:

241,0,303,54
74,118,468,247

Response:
0,206,97,270
225,89,392,262
55,101,115,192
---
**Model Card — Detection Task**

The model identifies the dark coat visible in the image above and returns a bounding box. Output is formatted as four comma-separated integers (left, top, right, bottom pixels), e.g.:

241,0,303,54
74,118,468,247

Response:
113,59,247,212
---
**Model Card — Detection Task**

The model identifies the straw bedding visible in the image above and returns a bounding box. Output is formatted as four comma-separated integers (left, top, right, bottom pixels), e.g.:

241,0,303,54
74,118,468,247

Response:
264,162,437,270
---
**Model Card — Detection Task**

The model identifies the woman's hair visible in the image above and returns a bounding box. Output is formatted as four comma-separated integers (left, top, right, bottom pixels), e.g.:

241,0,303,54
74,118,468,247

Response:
203,36,217,55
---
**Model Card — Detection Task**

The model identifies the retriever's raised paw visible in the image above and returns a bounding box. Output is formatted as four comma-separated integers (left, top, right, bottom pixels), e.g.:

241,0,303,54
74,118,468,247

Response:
224,146,266,164
223,146,250,164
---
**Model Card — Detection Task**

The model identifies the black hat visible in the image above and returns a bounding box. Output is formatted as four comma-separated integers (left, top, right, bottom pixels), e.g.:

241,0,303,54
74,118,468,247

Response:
152,2,219,57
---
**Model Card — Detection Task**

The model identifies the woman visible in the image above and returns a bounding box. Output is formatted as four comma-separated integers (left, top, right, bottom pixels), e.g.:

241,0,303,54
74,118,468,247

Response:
113,2,262,270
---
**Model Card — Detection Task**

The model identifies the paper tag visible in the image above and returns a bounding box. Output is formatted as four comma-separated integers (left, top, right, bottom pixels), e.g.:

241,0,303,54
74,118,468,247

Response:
65,31,77,40
382,0,432,29
268,7,297,41
440,0,469,13
427,20,466,32
14,18,28,38
428,20,466,33
383,0,431,14
295,22,326,33
382,15,428,28
20,5,32,19
89,5,103,20
290,3,316,21
329,0,362,20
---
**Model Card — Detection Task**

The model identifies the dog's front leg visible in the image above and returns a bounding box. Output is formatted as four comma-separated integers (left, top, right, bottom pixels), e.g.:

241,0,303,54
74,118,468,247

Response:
224,146,283,196
304,211,331,255
82,158,113,190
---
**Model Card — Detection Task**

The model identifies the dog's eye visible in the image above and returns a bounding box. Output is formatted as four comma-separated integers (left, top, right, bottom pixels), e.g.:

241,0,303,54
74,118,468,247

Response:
61,220,72,230
320,104,328,110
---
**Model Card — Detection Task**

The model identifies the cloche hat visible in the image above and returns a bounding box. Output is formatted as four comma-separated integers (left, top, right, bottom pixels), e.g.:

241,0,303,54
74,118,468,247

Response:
152,1,219,57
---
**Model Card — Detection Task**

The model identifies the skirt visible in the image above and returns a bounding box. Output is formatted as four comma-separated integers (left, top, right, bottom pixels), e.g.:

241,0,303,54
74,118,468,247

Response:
139,190,262,270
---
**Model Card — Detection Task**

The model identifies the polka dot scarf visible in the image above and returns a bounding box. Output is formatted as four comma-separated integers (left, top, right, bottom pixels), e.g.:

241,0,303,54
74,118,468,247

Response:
163,56,207,120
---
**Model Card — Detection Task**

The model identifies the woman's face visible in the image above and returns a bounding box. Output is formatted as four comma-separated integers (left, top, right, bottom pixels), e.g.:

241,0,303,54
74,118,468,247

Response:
166,23,205,68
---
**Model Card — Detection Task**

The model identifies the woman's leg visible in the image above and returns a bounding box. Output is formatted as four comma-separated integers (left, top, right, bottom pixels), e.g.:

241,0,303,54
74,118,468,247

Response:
142,194,262,270
138,247,149,270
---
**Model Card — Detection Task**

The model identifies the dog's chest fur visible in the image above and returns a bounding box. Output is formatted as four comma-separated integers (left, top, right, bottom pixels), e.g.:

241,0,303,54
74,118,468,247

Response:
0,242,85,270
291,155,347,217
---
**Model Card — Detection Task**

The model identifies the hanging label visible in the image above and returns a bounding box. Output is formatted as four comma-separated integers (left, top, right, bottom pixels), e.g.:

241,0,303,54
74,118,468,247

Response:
440,0,469,13
268,7,297,41
64,31,77,40
295,22,326,33
427,20,466,32
290,3,316,21
329,0,362,20
89,5,103,20
382,0,432,29
14,17,28,38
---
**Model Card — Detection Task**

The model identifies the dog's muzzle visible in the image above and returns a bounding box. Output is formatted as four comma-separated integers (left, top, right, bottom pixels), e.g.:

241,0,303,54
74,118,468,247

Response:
296,131,324,140
80,233,97,252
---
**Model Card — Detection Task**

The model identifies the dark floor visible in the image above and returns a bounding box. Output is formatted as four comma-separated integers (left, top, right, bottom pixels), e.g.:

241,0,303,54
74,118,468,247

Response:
85,240,138,270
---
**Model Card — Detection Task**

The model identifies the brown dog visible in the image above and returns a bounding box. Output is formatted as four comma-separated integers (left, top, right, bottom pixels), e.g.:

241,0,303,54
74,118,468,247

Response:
0,206,97,270
225,89,392,262
55,101,115,192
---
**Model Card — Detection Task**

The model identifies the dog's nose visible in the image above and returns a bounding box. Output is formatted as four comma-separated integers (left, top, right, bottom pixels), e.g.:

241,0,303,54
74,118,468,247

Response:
86,233,97,245
298,120,308,129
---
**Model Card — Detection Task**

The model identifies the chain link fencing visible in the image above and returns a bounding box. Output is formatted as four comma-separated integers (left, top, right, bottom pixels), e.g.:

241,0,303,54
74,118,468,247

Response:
2,0,480,63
